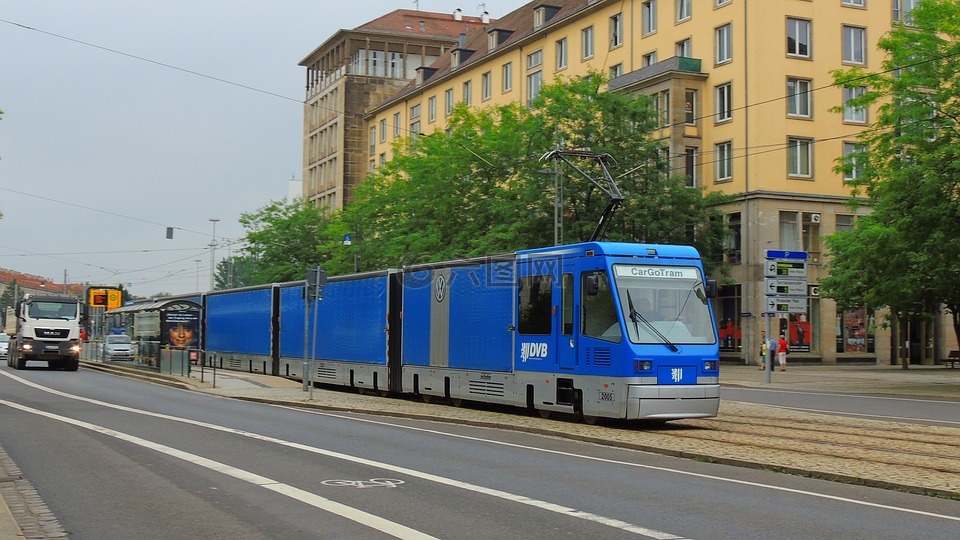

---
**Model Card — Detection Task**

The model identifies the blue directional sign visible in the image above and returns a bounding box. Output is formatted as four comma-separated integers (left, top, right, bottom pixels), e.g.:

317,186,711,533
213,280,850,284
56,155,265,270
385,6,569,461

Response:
765,250,807,260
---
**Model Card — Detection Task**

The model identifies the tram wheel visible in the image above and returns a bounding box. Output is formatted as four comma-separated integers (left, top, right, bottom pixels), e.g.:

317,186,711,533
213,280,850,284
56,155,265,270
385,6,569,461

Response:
538,409,552,420
449,398,463,408
420,394,433,404
580,414,599,426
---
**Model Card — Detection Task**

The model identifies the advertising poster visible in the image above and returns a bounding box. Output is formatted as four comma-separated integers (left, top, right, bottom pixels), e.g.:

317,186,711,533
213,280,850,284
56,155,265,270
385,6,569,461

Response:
162,311,200,348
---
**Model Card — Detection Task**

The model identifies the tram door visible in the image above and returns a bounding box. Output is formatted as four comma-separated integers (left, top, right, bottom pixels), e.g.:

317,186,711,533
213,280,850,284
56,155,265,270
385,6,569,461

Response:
558,270,577,370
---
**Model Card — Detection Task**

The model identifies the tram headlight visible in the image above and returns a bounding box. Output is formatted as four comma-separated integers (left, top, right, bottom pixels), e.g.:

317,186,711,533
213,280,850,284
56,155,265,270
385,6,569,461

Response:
634,359,653,371
703,360,717,371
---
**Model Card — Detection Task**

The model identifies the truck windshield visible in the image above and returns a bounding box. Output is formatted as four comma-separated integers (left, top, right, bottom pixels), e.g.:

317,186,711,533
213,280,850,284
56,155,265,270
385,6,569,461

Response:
28,301,78,320
612,264,716,346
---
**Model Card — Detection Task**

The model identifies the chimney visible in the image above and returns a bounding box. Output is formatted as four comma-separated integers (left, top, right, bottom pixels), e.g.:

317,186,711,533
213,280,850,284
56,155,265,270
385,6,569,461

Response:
454,8,463,21
458,32,466,48
481,11,490,24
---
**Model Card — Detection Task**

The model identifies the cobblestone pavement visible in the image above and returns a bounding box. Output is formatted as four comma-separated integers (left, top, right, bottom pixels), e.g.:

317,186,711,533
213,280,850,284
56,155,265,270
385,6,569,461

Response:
2,362,958,537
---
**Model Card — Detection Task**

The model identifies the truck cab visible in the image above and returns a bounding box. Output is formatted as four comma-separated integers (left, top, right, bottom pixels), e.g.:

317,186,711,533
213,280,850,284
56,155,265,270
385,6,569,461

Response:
5,294,82,371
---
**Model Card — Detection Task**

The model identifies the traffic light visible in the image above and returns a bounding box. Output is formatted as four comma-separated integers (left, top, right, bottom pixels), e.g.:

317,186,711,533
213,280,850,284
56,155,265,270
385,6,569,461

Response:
89,289,108,307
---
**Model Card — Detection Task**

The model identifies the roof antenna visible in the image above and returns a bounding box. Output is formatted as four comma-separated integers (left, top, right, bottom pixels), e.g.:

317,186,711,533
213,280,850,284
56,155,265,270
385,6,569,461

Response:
412,0,419,10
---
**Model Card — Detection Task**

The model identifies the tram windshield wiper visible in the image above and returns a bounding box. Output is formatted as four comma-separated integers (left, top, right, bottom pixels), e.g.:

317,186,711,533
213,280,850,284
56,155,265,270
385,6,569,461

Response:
626,290,678,352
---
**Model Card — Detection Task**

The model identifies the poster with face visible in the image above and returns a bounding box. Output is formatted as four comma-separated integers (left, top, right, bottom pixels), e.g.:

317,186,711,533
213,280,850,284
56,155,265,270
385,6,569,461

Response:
162,311,200,348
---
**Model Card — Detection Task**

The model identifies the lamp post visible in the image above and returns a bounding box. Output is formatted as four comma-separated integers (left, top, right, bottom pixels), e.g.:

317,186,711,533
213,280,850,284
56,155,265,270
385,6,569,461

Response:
209,218,219,291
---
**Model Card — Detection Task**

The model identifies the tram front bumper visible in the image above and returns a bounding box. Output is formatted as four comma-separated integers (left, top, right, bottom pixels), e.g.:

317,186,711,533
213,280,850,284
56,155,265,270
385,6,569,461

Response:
626,384,720,420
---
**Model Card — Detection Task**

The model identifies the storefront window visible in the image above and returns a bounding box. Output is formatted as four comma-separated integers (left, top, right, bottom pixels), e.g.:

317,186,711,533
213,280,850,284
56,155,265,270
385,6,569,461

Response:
836,306,875,353
717,284,741,352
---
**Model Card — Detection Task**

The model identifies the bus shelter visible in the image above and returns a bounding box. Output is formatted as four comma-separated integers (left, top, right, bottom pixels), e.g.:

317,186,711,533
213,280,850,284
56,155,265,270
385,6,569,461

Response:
105,299,201,372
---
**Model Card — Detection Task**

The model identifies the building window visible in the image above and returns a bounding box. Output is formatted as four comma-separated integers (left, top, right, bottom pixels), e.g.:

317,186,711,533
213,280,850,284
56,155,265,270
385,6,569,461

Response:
502,62,513,92
609,63,623,79
643,51,658,66
724,212,741,264
642,1,657,35
716,23,732,64
684,147,698,187
685,89,697,124
528,71,543,106
581,26,595,59
842,142,864,181
393,112,401,137
410,120,421,138
410,104,421,119
481,71,492,100
428,96,437,122
379,118,387,142
610,13,623,48
779,211,800,250
534,7,546,28
378,153,386,168
787,18,811,58
836,214,855,233
445,88,454,116
527,49,543,70
787,78,812,118
369,126,376,154
787,137,813,178
656,89,670,127
803,212,821,256
893,0,918,25
676,38,692,58
715,82,732,122
716,141,733,182
463,80,472,106
843,85,867,123
842,25,866,64
676,0,691,22
556,38,568,70
370,159,376,172
716,0,731,5
842,0,865,6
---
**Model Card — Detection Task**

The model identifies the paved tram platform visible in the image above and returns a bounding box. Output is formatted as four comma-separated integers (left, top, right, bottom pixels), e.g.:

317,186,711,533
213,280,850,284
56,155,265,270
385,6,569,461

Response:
2,363,958,537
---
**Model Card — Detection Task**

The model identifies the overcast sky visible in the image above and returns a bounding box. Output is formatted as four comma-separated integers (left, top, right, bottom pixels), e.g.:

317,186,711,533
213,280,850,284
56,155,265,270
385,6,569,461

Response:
0,0,518,298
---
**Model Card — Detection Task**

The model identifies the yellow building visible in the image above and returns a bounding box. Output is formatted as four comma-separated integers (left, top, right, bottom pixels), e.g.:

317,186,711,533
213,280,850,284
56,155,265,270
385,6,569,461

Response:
309,1,954,365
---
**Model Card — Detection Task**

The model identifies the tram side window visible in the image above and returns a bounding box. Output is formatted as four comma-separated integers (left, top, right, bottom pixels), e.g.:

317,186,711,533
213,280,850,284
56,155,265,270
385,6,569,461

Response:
562,273,574,336
581,270,620,342
518,275,553,335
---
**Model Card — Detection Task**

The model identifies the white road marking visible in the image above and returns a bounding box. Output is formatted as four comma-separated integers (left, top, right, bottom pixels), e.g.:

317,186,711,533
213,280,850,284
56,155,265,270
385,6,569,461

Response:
0,398,437,540
0,371,687,539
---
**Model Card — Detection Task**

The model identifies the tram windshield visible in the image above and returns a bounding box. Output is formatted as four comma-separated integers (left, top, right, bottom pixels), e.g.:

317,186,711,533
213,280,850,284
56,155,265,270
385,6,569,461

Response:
612,265,716,346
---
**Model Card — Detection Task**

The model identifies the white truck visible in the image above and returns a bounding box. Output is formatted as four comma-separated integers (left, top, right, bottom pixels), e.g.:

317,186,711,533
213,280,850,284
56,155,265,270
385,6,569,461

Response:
4,294,82,371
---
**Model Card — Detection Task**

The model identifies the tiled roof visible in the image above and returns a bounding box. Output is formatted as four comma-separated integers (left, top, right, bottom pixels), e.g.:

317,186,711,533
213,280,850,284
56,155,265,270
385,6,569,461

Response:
357,9,489,37
373,1,591,110
0,268,85,295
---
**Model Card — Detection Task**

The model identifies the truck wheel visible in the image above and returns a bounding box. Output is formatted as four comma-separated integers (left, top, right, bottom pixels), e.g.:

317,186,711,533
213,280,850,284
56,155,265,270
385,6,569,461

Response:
15,354,26,370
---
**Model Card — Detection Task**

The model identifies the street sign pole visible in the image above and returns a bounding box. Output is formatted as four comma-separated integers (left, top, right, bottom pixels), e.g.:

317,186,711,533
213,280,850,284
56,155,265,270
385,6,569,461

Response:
763,250,808,384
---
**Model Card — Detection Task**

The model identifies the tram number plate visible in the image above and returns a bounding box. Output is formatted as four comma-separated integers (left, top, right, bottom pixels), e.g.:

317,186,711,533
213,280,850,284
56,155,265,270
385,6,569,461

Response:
598,391,615,402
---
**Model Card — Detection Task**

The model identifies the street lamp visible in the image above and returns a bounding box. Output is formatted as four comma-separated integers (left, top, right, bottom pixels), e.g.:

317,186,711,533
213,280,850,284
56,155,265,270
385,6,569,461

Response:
209,218,219,291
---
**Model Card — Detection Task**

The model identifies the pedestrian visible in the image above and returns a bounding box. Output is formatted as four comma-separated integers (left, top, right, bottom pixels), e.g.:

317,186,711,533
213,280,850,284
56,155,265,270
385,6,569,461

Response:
758,330,768,370
777,333,789,371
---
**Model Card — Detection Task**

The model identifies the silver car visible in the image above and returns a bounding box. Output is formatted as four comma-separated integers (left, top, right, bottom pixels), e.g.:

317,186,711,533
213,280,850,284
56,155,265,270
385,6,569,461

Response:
0,334,9,359
103,334,133,360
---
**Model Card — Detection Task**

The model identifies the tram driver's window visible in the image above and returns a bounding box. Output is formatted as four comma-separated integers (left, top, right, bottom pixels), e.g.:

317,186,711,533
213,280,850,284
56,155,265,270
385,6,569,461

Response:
518,275,553,335
581,271,620,342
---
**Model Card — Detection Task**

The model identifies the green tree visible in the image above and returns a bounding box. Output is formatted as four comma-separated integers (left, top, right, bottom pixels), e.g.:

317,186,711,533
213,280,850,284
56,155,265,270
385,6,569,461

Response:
825,0,960,362
238,199,337,284
335,73,726,273
213,255,257,290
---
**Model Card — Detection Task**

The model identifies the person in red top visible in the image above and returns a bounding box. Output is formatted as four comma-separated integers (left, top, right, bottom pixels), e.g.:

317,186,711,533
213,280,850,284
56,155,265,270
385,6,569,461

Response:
777,334,789,371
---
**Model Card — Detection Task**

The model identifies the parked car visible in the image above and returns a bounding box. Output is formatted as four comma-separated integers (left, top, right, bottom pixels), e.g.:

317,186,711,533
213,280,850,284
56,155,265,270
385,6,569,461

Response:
0,334,9,359
103,334,133,360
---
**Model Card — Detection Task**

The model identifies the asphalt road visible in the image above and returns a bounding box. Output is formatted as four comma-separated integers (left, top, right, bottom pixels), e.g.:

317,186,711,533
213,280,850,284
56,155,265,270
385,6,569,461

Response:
1,365,958,539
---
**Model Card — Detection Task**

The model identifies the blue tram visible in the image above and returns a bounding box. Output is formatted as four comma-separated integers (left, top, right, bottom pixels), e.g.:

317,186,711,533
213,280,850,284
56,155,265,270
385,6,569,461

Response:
200,242,720,422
